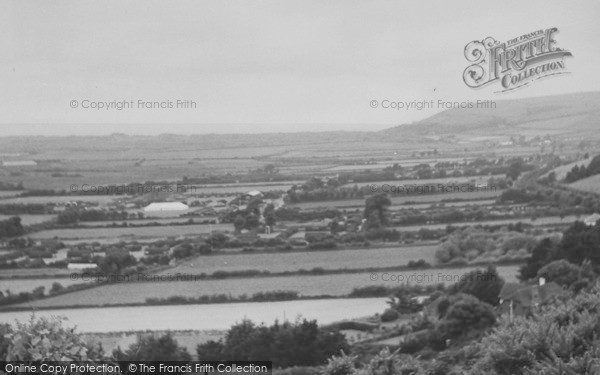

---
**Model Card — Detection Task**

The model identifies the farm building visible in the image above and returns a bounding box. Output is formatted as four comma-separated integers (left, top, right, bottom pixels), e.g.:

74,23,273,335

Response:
144,202,189,212
584,213,600,226
67,263,98,270
143,202,190,218
244,190,263,198
498,279,566,320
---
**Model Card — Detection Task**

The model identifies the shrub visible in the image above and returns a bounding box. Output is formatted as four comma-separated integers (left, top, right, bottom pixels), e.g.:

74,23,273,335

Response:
380,308,400,322
5,315,104,361
436,294,496,339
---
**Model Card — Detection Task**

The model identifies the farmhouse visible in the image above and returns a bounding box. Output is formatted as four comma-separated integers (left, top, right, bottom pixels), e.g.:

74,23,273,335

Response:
244,190,263,199
498,279,566,320
584,213,600,226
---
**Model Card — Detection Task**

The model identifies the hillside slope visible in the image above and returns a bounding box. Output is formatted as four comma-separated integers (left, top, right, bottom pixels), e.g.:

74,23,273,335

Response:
382,91,600,138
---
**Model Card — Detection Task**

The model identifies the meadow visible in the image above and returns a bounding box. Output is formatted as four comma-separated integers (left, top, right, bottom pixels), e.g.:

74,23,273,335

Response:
1,278,87,294
0,214,56,225
161,244,439,275
391,215,580,231
290,190,502,210
342,175,503,189
27,223,234,239
18,265,520,308
75,216,218,226
0,195,118,205
569,174,600,194
1,298,389,332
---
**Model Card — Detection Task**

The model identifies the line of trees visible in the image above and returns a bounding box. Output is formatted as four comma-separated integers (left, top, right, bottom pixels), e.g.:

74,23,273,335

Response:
564,154,600,182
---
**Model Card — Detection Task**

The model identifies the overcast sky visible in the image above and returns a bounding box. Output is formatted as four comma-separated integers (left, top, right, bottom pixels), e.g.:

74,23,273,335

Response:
1,0,599,136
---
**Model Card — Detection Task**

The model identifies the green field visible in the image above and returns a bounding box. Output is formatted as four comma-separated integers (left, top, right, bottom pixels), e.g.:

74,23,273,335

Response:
392,215,581,231
0,214,56,225
291,190,502,210
389,199,497,211
342,175,503,189
18,265,520,308
0,195,118,205
568,174,600,194
1,278,87,294
76,217,218,226
161,245,439,275
0,268,72,278
28,223,234,239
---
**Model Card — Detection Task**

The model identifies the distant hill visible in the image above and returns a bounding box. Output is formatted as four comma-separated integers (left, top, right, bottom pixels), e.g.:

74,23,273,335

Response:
381,91,600,138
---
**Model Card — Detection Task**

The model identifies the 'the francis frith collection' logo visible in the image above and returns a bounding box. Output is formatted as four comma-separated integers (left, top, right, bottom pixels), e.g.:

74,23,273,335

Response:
463,28,572,92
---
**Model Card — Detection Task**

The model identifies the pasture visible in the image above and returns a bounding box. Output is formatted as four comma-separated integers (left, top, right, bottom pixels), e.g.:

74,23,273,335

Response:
27,223,234,239
18,265,519,308
290,190,502,210
161,244,439,275
1,278,87,294
568,174,600,194
0,214,56,225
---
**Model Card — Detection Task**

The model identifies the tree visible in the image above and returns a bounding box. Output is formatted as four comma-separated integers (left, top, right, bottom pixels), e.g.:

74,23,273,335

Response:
263,203,276,227
519,238,557,281
536,259,589,290
363,193,391,230
556,220,600,266
506,158,525,181
244,213,260,230
114,333,191,362
246,197,263,217
233,215,246,232
95,252,137,276
49,282,64,295
197,318,349,368
0,216,24,238
436,294,496,339
450,266,505,306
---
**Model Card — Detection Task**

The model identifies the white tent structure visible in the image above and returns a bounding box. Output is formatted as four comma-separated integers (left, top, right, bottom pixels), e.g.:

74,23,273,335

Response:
143,202,190,216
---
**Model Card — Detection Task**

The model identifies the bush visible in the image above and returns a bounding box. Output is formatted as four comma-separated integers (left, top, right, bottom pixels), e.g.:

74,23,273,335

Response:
536,259,584,289
466,288,600,374
5,315,104,361
436,294,496,339
113,332,191,361
197,319,349,368
380,308,400,322
449,265,505,306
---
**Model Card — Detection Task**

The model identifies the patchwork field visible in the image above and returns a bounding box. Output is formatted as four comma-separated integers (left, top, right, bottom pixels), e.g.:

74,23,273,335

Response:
342,175,503,189
16,265,520,308
76,216,218,226
183,183,297,195
1,278,87,294
0,195,119,205
161,245,439,275
0,214,56,225
27,223,234,239
392,215,581,231
291,190,503,210
389,199,497,211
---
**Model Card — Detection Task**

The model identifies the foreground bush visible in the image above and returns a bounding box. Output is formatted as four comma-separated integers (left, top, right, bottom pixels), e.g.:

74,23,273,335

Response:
4,316,104,361
197,318,349,368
